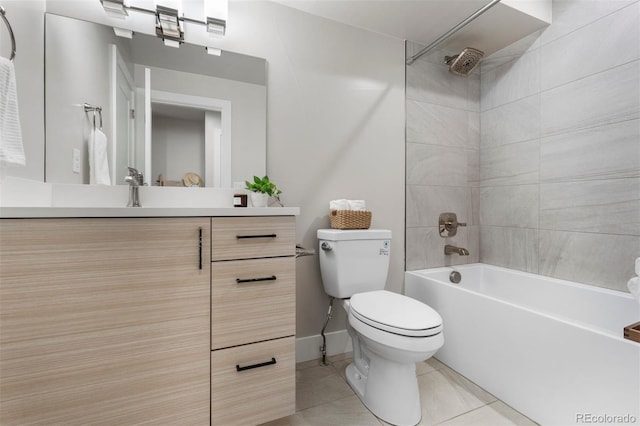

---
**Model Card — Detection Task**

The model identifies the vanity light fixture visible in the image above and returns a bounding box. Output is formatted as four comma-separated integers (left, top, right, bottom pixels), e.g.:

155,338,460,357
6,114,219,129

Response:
163,39,181,48
113,27,133,38
204,0,227,36
206,46,222,56
206,17,226,36
100,0,128,19
155,5,183,46
98,0,228,47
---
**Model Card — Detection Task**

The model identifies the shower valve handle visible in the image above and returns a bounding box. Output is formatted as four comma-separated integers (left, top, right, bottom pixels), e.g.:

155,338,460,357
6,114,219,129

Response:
439,212,466,237
445,219,466,228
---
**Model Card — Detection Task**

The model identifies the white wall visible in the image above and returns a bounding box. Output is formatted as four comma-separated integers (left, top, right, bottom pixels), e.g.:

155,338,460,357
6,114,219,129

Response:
45,13,131,184
8,0,406,342
151,114,205,184
0,0,45,181
139,65,266,186
221,1,406,337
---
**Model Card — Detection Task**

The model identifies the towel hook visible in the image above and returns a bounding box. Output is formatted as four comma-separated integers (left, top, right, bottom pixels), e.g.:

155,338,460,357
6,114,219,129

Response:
83,103,103,130
0,7,16,62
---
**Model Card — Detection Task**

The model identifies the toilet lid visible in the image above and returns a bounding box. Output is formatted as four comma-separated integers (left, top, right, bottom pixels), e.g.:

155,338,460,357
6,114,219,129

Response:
350,290,442,337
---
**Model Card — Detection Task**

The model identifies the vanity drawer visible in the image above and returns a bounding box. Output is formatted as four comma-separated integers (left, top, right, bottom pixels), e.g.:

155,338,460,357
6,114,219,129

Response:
211,336,295,425
211,216,295,261
212,257,295,350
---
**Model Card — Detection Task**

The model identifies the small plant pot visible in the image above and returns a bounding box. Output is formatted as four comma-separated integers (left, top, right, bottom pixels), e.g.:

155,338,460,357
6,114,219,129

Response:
250,192,269,208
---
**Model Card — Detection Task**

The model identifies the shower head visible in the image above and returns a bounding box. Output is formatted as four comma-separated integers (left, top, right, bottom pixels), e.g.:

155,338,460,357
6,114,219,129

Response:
444,47,484,76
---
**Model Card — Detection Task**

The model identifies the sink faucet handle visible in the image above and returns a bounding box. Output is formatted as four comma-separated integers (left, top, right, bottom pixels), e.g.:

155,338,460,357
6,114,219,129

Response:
127,167,142,178
126,167,144,185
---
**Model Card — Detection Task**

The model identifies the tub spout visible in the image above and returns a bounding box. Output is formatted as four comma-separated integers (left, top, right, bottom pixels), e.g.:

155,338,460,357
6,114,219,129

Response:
444,245,469,256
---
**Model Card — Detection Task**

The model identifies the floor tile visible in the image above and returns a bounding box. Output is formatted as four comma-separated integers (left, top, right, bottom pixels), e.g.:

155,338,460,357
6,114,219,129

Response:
259,415,297,426
295,395,383,426
330,357,352,381
289,355,537,426
326,351,353,363
296,358,325,371
417,366,497,425
437,401,537,426
416,357,447,376
296,364,355,411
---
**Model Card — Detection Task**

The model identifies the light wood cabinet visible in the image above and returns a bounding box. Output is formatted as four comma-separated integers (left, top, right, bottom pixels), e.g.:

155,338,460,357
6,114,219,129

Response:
211,257,295,350
0,218,211,425
210,216,296,425
0,214,297,426
211,216,296,261
211,336,295,425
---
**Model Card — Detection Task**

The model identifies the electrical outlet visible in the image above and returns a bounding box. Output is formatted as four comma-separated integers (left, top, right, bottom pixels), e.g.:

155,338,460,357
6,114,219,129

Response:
72,148,81,174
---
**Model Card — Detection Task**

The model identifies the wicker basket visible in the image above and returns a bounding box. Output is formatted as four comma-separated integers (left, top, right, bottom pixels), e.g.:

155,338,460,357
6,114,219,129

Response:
624,321,640,344
329,210,372,229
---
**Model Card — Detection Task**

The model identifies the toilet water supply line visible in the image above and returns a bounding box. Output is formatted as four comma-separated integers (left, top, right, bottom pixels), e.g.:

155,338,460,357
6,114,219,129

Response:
320,296,335,366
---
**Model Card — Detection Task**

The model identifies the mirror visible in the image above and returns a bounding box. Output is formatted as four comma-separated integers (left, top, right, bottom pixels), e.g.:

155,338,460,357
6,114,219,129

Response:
45,13,266,187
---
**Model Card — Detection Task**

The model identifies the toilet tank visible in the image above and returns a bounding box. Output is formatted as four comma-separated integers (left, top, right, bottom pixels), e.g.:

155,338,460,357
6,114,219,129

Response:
317,229,391,298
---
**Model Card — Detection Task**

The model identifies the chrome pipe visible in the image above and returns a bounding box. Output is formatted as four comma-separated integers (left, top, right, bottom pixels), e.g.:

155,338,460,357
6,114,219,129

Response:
406,0,501,65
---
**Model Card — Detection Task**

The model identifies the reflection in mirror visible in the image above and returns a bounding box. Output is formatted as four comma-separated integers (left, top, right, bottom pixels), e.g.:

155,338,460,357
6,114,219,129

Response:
151,103,207,187
45,13,266,187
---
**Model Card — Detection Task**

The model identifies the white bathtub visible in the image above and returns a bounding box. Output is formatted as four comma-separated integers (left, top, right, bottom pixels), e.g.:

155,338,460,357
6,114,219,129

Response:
405,264,640,426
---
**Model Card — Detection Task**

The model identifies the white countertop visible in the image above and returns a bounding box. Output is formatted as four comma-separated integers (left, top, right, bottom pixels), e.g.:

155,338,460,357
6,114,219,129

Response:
0,206,300,218
0,178,300,217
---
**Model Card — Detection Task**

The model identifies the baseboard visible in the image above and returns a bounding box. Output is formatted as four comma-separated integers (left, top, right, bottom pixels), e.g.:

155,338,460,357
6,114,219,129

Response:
295,329,353,363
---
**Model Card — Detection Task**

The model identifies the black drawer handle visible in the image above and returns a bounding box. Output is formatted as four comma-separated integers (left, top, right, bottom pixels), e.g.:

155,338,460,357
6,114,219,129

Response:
236,275,277,284
236,357,276,372
236,234,277,239
198,227,203,270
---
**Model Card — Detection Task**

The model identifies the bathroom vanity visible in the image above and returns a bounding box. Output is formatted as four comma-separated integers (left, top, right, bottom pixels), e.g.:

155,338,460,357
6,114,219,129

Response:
210,216,296,424
0,208,298,425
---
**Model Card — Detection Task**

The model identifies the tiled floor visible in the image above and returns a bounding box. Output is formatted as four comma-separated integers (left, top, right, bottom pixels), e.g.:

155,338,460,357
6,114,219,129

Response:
263,353,537,426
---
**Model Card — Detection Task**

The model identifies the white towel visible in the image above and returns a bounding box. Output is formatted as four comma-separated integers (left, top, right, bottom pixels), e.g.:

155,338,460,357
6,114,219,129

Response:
330,199,367,210
88,128,111,185
348,199,366,211
636,257,640,276
330,199,350,210
0,57,24,166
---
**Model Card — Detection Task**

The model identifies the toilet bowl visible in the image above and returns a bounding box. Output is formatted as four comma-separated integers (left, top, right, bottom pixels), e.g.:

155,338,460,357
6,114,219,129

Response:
317,228,443,426
343,291,443,426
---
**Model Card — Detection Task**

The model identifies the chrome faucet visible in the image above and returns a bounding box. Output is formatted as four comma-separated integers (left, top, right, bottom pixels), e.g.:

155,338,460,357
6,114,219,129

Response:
124,167,143,207
444,244,469,256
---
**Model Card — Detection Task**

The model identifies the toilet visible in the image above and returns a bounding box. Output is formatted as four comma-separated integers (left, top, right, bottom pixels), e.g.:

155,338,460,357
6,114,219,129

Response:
317,229,443,426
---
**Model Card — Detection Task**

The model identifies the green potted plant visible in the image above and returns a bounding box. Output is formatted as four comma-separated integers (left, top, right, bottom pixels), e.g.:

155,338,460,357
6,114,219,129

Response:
245,175,282,207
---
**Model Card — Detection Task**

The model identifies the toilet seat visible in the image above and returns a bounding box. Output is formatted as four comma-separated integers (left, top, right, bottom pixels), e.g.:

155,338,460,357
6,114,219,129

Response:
350,290,442,337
